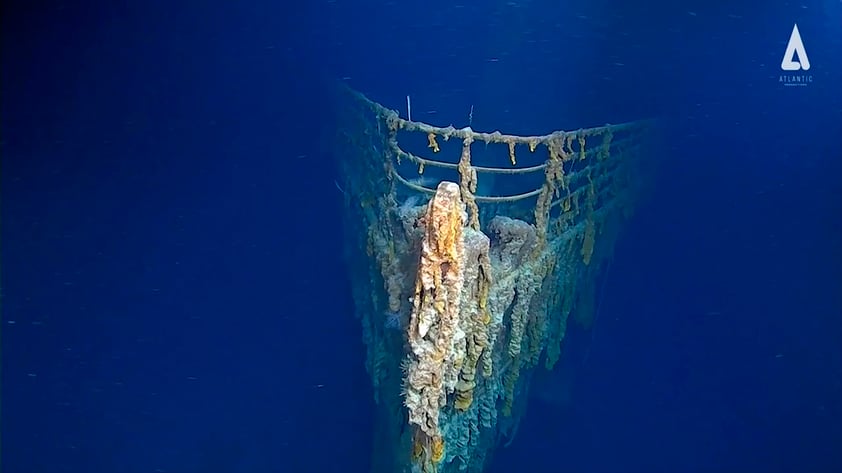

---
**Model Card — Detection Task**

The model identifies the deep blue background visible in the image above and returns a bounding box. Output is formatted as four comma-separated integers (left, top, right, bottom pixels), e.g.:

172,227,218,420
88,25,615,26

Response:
2,1,840,472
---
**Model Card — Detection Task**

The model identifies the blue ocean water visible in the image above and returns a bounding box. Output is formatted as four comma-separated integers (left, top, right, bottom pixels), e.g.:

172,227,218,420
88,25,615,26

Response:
2,1,840,472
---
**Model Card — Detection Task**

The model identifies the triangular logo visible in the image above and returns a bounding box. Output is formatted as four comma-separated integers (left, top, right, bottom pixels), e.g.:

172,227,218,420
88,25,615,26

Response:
781,24,810,71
